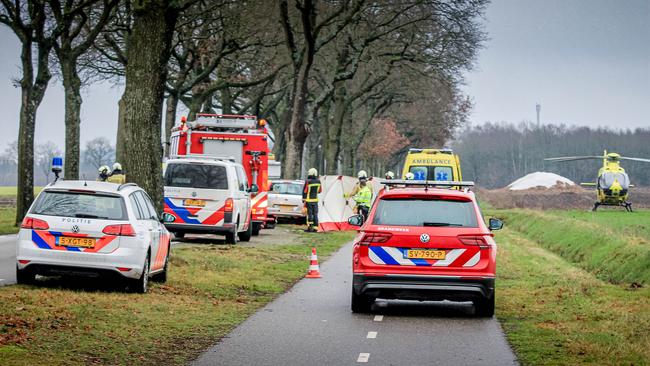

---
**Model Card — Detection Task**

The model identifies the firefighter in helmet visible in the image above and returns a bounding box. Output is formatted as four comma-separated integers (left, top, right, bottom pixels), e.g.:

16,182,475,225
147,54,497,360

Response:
303,168,322,232
344,170,373,223
107,162,126,184
385,171,395,180
405,172,415,180
97,166,111,182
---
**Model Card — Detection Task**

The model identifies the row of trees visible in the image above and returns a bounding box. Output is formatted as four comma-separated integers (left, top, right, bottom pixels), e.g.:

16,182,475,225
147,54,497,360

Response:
0,138,116,186
2,0,487,224
453,122,650,189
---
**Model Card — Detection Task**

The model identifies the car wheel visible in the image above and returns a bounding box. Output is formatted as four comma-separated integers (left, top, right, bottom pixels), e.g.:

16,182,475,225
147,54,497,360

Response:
252,222,261,236
16,265,35,285
474,293,495,317
351,288,374,313
225,221,239,244
130,252,150,293
151,244,169,283
174,231,185,239
238,216,253,242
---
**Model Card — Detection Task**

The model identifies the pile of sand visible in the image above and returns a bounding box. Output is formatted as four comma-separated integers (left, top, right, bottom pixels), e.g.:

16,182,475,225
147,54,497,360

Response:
507,172,575,191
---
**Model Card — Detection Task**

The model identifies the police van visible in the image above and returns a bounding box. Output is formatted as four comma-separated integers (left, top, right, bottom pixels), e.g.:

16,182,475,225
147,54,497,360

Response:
401,148,463,182
163,157,252,244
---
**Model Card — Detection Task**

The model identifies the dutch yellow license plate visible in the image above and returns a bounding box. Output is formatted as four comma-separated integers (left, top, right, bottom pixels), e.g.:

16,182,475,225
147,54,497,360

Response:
184,199,206,207
58,237,96,248
406,249,446,260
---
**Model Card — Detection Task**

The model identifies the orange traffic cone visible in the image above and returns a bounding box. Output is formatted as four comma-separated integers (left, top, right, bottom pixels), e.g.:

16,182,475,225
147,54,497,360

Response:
305,247,322,278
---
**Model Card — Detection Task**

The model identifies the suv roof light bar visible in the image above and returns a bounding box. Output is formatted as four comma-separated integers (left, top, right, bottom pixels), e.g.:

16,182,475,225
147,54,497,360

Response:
408,148,453,154
380,180,474,192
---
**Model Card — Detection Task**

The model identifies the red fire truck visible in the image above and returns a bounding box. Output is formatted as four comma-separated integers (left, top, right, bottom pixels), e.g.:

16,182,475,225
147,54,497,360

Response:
168,114,272,235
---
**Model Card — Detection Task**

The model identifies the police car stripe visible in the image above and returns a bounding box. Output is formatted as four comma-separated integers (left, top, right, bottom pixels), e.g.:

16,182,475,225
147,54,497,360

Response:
32,231,51,249
164,198,201,224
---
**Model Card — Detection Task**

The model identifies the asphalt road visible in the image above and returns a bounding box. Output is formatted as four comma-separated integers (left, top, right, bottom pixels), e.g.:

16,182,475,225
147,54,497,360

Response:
193,242,518,366
0,234,17,286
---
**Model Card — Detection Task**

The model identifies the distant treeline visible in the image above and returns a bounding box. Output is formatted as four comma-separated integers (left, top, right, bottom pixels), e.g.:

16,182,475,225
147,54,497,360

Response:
452,122,650,189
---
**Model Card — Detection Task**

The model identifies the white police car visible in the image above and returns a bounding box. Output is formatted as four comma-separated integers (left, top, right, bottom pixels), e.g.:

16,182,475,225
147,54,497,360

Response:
16,180,173,293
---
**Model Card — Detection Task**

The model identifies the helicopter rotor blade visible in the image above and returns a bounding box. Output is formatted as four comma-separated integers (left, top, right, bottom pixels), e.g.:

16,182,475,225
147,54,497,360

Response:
544,156,604,162
620,157,650,163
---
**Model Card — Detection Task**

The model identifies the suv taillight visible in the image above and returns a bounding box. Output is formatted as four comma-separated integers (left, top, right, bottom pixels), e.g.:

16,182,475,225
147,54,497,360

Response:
359,232,393,245
458,235,492,249
21,217,49,230
224,198,234,212
103,224,136,236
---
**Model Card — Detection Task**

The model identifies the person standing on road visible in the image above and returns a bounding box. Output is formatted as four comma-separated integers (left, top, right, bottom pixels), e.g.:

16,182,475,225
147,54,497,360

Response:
303,168,322,233
345,170,373,223
107,162,126,184
384,171,395,180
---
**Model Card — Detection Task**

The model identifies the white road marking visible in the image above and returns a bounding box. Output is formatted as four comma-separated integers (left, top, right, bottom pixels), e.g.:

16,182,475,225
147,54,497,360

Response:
366,331,377,339
357,353,370,363
373,315,383,322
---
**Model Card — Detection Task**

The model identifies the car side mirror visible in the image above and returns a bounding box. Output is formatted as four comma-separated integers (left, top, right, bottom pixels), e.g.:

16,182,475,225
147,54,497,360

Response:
488,218,503,231
348,214,364,227
249,184,259,194
161,212,176,223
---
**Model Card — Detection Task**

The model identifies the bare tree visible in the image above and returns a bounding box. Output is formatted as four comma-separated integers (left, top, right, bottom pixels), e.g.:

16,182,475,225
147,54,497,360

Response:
0,1,63,224
83,137,115,169
49,0,119,180
35,141,62,183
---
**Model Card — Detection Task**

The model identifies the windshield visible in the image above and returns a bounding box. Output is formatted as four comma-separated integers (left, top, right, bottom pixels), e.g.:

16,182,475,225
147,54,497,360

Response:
164,163,228,190
599,172,630,189
372,198,478,227
31,191,127,220
271,182,303,195
409,166,454,181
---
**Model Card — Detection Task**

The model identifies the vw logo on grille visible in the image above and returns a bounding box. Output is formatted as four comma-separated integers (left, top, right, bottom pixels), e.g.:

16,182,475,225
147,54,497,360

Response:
191,191,197,197
420,233,430,243
71,225,80,233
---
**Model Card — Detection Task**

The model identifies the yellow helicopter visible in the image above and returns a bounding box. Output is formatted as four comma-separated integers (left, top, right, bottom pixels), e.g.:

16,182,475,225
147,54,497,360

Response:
545,150,650,212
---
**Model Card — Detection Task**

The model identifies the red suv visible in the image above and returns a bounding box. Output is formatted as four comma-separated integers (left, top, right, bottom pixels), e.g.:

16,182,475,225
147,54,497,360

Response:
348,181,503,316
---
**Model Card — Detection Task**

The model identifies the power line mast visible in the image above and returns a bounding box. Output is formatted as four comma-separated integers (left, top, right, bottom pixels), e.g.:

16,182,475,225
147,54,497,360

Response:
536,103,541,127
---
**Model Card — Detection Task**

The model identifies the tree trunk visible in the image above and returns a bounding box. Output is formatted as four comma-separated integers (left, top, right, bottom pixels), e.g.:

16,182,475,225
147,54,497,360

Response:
283,64,311,179
164,93,178,157
15,43,51,225
61,60,82,179
115,91,128,164
123,1,178,212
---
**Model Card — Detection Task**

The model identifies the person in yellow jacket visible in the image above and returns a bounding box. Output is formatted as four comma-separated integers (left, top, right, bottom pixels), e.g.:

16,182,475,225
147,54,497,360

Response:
107,162,126,184
344,170,373,222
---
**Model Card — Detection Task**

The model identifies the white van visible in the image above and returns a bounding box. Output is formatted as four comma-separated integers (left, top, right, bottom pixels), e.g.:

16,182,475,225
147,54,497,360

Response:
163,158,252,244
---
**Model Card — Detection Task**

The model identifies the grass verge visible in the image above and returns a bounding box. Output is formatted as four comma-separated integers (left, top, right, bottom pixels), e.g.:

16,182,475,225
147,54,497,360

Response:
0,208,17,235
496,226,650,365
0,228,355,365
0,187,42,198
493,209,650,284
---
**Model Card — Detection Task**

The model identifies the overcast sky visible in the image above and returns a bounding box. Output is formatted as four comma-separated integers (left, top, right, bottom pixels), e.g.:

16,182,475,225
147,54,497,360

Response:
0,0,648,151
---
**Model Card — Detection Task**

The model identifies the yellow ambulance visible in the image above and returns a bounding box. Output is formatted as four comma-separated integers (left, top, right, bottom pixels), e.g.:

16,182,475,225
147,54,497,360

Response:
401,148,462,181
